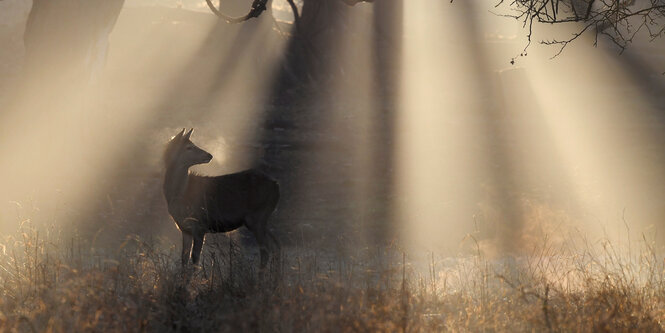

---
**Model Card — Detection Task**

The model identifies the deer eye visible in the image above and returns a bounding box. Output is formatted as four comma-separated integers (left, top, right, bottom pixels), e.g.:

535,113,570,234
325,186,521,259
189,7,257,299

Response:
186,146,193,150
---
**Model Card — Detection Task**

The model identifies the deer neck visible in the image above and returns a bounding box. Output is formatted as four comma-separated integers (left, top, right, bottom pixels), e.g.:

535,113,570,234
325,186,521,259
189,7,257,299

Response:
164,163,190,206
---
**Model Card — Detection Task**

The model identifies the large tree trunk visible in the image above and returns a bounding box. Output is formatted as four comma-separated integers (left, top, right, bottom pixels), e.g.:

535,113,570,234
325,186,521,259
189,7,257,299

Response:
259,0,403,247
285,0,349,86
0,0,124,233
14,0,125,154
23,0,124,86
368,0,402,244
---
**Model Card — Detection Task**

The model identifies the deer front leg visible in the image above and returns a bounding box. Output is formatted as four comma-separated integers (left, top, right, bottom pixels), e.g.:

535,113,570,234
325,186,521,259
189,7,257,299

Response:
191,233,205,265
181,232,193,266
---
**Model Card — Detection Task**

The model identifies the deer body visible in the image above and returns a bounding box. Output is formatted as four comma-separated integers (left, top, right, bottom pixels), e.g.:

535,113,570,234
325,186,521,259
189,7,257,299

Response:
163,129,280,268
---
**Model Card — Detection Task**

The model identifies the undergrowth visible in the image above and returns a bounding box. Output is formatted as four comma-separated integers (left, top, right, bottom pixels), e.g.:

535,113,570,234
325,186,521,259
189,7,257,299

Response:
0,221,665,332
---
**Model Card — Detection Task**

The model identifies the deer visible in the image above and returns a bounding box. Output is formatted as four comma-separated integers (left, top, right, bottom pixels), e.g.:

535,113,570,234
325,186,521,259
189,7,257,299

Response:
163,128,280,269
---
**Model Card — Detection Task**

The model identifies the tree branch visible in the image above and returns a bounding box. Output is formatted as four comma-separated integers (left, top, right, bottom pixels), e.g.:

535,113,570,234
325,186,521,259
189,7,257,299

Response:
285,0,301,30
205,0,376,25
205,0,269,23
496,0,665,58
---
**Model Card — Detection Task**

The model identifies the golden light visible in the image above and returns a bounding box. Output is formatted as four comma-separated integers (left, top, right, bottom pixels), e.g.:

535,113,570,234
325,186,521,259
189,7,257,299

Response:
397,0,665,256
0,3,292,240
398,0,494,254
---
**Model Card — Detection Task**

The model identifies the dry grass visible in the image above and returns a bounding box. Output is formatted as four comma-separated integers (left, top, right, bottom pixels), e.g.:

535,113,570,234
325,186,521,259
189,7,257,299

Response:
0,220,665,332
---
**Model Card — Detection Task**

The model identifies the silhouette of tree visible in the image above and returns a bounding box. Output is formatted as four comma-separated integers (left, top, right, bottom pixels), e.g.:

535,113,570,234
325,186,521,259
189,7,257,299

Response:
23,0,124,85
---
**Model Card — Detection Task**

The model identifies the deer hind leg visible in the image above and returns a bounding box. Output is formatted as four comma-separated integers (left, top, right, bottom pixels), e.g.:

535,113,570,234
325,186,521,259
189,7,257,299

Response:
246,217,269,270
267,229,281,257
191,233,205,265
181,232,193,266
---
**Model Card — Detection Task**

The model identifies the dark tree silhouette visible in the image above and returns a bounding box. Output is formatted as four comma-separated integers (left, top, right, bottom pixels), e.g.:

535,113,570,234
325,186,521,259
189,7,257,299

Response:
23,0,124,85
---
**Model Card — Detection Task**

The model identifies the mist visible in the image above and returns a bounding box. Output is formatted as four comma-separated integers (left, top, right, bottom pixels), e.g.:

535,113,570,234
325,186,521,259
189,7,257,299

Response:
2,0,665,329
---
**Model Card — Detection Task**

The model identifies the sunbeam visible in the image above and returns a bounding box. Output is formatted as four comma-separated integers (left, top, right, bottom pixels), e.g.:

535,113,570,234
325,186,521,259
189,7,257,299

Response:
398,0,665,255
398,0,494,254
0,3,291,243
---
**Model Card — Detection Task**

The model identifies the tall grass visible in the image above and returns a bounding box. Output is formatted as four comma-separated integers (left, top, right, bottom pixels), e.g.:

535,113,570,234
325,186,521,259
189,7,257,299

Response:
0,220,665,332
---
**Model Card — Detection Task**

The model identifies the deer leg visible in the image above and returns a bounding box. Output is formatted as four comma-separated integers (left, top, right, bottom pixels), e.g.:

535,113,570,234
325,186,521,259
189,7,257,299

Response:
266,229,281,272
257,231,269,270
191,233,205,265
247,219,269,270
181,232,193,266
267,229,281,255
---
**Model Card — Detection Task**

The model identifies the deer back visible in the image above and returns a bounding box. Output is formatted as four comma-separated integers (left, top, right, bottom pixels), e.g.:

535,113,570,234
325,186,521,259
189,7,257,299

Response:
179,169,279,233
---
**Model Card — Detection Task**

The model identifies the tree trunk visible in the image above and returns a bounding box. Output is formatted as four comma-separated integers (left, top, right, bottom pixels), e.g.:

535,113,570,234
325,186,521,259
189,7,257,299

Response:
368,0,402,244
23,0,124,86
270,0,350,91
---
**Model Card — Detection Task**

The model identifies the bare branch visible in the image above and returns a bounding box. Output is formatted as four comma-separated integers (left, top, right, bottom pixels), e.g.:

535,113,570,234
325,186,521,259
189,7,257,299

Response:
285,0,301,30
497,0,665,58
205,0,269,23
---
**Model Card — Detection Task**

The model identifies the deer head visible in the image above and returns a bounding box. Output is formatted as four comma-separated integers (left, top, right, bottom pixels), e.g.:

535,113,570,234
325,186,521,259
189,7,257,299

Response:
164,128,213,170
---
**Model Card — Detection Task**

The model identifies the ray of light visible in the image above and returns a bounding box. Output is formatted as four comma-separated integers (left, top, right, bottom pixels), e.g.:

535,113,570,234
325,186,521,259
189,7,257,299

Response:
473,4,665,246
0,5,291,241
521,44,665,243
397,0,665,256
397,0,494,254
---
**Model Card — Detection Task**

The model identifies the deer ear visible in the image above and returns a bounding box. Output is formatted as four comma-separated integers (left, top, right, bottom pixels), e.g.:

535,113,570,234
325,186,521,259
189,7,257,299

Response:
172,128,185,141
184,128,194,140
